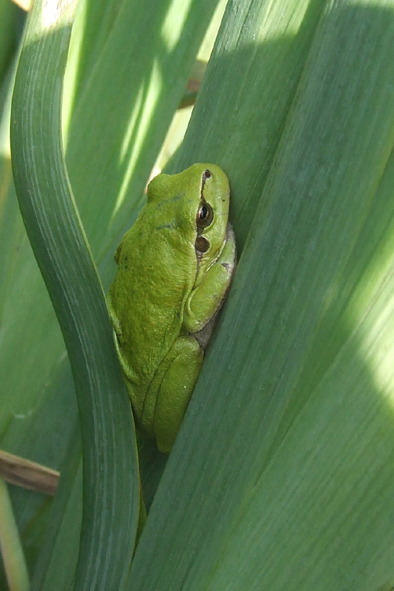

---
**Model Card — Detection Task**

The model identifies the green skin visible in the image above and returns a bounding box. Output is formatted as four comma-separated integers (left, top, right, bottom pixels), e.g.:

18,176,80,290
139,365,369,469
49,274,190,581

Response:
108,163,236,453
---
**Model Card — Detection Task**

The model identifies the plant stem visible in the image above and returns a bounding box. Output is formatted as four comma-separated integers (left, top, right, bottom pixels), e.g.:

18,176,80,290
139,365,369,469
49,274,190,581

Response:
0,478,29,591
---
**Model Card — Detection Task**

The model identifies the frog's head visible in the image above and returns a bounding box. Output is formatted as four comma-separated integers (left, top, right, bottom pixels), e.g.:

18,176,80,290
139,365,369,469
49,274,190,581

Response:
147,163,230,261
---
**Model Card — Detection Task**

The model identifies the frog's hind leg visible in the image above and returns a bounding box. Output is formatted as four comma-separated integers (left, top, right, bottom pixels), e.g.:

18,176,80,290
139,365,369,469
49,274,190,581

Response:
152,336,203,453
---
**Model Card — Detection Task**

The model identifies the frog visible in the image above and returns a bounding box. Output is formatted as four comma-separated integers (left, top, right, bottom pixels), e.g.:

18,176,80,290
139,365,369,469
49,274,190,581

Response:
107,163,236,453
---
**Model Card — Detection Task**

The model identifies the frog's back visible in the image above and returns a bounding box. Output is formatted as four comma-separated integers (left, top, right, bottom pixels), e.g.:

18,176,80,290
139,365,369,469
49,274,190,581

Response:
108,207,197,413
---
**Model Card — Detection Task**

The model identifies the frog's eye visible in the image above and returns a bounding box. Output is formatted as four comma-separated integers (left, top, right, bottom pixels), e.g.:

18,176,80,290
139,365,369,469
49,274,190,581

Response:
197,202,213,228
203,169,212,180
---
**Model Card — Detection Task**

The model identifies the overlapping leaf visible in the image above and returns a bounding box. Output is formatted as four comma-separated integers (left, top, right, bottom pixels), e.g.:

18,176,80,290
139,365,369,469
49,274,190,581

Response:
2,0,394,589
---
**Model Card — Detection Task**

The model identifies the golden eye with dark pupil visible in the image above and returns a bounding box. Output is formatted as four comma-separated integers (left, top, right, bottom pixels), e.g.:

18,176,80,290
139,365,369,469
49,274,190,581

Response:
196,202,213,228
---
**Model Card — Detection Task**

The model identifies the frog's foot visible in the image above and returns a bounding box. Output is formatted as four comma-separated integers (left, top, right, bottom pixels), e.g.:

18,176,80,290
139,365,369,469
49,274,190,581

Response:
147,336,203,453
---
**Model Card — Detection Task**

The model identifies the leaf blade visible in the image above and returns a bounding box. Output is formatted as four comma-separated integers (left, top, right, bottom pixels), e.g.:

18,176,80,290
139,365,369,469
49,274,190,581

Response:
11,2,140,589
129,0,394,589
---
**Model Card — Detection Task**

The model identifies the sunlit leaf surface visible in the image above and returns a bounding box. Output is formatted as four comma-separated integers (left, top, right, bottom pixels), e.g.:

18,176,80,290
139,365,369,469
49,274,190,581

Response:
2,0,394,589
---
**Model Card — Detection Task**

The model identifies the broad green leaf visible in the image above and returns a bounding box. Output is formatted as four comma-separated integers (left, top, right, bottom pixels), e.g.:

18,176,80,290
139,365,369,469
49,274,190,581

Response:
128,0,394,589
0,51,78,588
30,430,82,591
11,1,139,590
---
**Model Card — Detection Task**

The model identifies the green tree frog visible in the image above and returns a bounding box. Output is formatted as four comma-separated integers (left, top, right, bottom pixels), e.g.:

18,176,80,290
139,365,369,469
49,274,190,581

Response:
108,163,236,453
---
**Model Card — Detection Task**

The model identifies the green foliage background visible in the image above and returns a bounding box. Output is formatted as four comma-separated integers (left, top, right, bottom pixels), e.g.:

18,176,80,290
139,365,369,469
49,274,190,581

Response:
2,0,394,589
